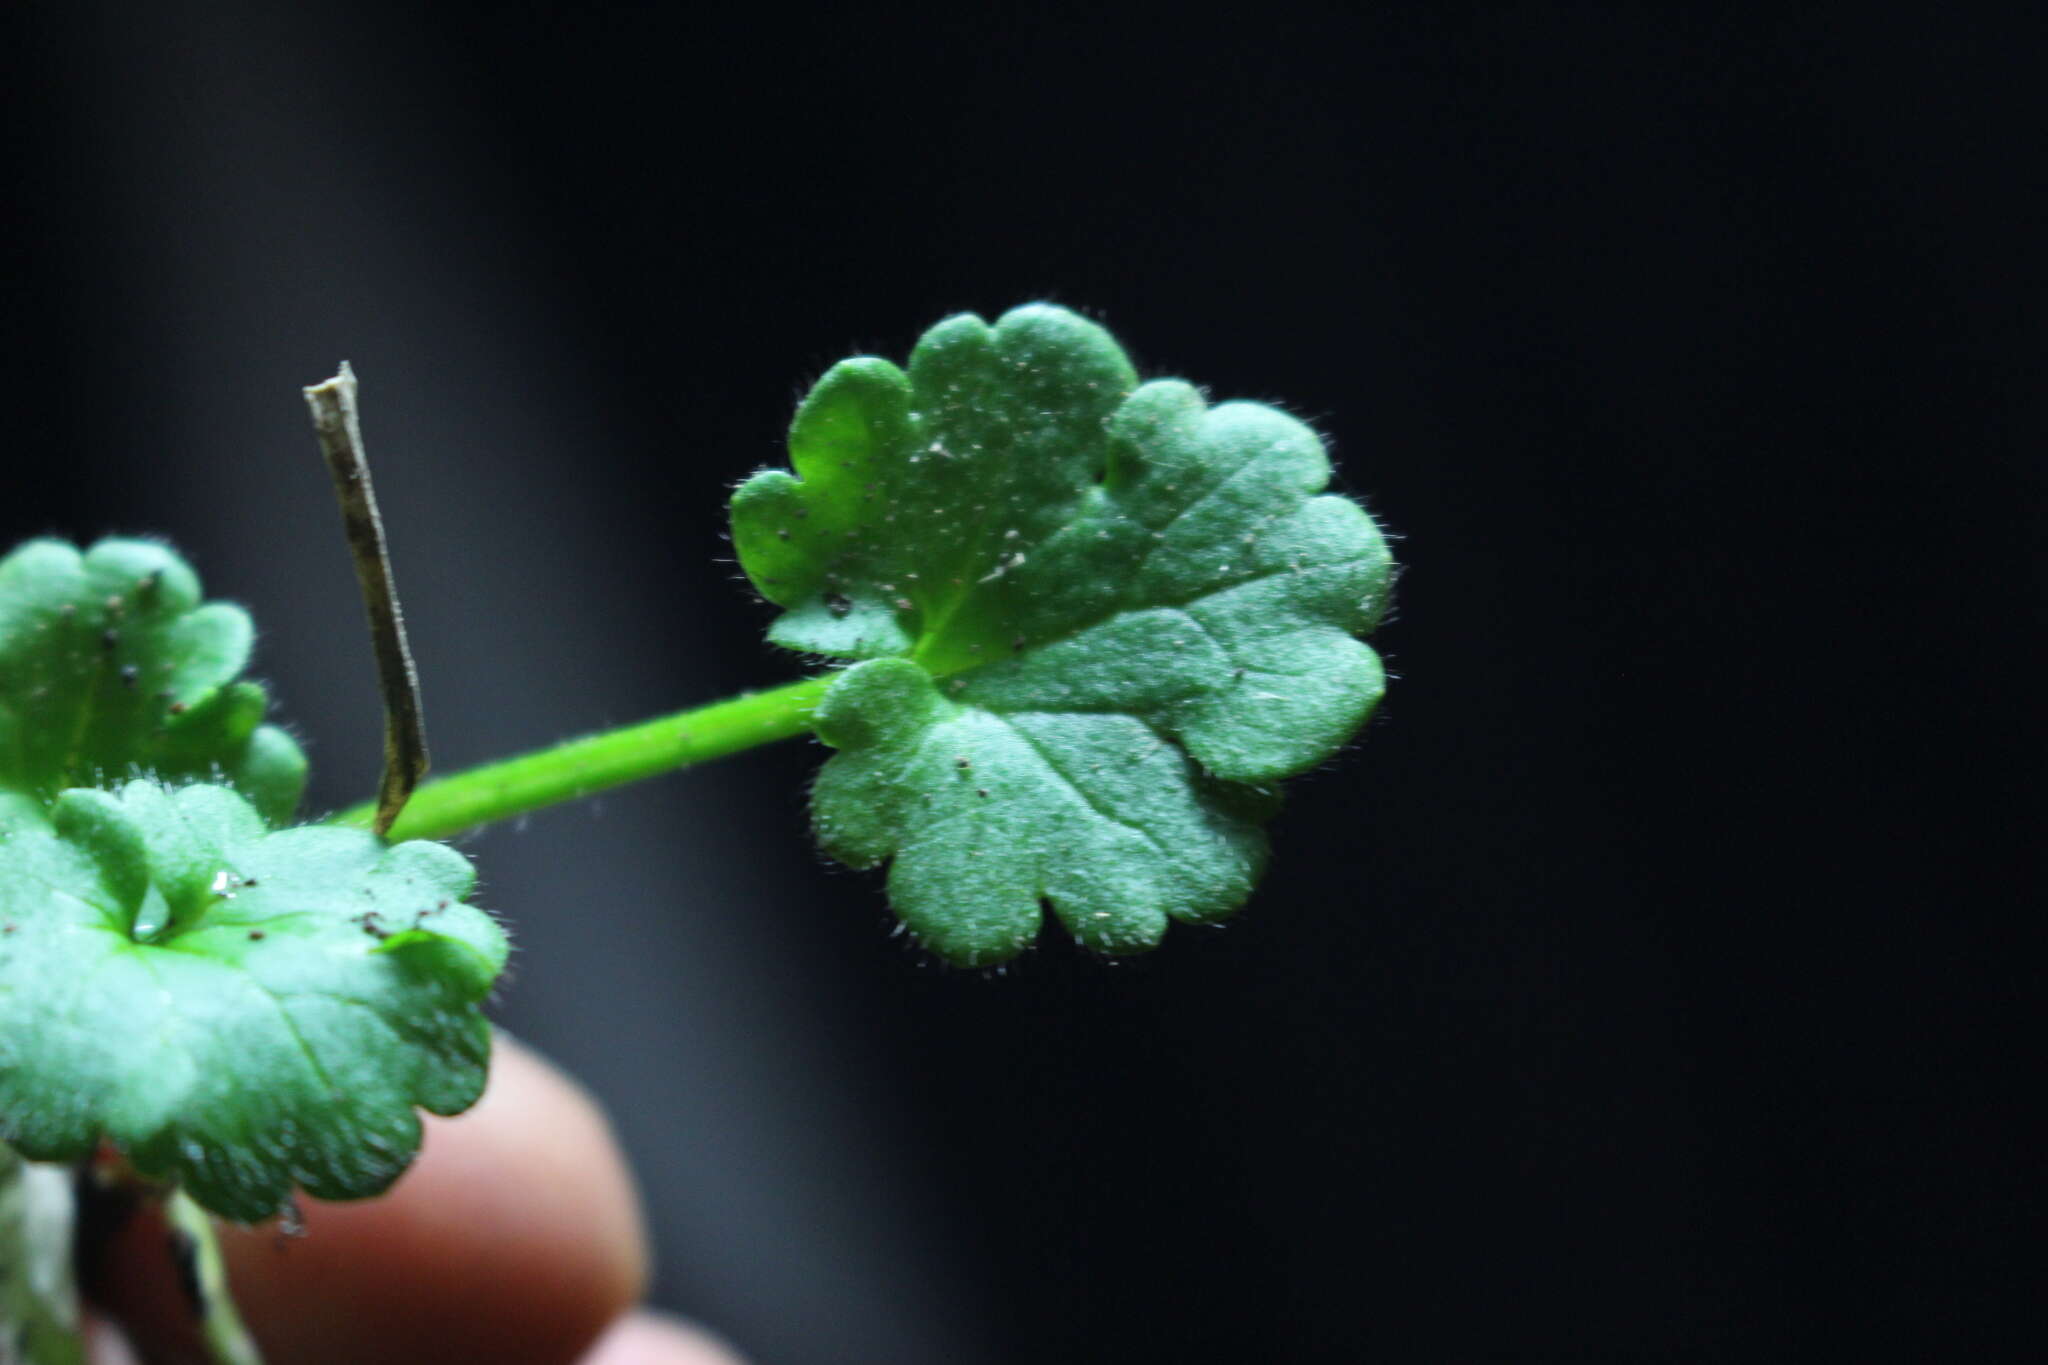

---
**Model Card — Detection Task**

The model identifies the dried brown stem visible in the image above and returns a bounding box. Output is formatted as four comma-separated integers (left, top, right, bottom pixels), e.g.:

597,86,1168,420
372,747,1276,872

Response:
303,363,428,837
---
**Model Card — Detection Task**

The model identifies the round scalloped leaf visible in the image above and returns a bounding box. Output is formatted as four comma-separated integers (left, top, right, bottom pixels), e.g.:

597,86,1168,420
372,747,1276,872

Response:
0,539,306,827
0,782,506,1222
732,306,1393,964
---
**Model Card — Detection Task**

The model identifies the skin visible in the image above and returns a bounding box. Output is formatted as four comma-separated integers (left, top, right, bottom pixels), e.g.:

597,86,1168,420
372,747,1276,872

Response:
83,1035,744,1365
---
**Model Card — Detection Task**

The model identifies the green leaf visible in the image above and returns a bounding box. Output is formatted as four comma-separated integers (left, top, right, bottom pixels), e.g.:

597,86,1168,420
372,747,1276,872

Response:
0,538,306,827
732,305,1393,964
0,781,506,1222
1,1145,87,1365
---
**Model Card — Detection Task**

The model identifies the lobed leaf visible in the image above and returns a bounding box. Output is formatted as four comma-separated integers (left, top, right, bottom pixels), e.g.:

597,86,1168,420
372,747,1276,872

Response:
0,539,306,827
733,305,1393,964
0,782,505,1222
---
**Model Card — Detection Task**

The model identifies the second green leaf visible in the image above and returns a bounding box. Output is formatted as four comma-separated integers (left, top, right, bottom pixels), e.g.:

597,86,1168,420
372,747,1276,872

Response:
731,305,1393,965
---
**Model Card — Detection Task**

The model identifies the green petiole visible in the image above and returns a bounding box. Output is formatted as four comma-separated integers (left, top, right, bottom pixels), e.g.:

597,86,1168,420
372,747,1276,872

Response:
328,673,838,843
163,1186,265,1365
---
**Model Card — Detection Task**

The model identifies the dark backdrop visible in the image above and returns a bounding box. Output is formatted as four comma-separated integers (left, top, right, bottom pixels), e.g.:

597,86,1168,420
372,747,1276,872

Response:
5,5,2038,1362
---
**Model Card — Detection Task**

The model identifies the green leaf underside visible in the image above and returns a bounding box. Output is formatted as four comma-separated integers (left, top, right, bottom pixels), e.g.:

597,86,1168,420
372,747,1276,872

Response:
732,305,1392,964
0,782,506,1222
0,539,306,828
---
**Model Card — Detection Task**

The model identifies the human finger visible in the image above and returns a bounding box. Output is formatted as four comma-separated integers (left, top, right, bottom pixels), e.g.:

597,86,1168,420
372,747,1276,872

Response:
89,1033,649,1364
579,1311,747,1365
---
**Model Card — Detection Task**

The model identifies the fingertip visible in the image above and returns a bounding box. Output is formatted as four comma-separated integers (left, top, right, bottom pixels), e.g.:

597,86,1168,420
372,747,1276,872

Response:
93,1032,650,1365
581,1312,749,1365
226,1033,650,1363
85,1314,141,1365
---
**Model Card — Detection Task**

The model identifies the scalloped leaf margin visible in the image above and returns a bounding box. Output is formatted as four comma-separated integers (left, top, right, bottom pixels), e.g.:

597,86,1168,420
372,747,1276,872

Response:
732,305,1393,963
0,538,305,828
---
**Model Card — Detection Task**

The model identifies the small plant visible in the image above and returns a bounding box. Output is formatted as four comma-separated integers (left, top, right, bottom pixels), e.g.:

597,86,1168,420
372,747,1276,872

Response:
0,305,1392,1361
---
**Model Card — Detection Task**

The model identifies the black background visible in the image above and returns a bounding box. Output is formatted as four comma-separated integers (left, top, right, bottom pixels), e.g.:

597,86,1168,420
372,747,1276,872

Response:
5,5,2039,1362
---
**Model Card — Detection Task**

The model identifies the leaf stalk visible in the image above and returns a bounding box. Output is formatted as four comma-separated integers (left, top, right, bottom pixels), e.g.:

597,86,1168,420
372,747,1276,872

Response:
328,673,837,842
162,1187,265,1365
